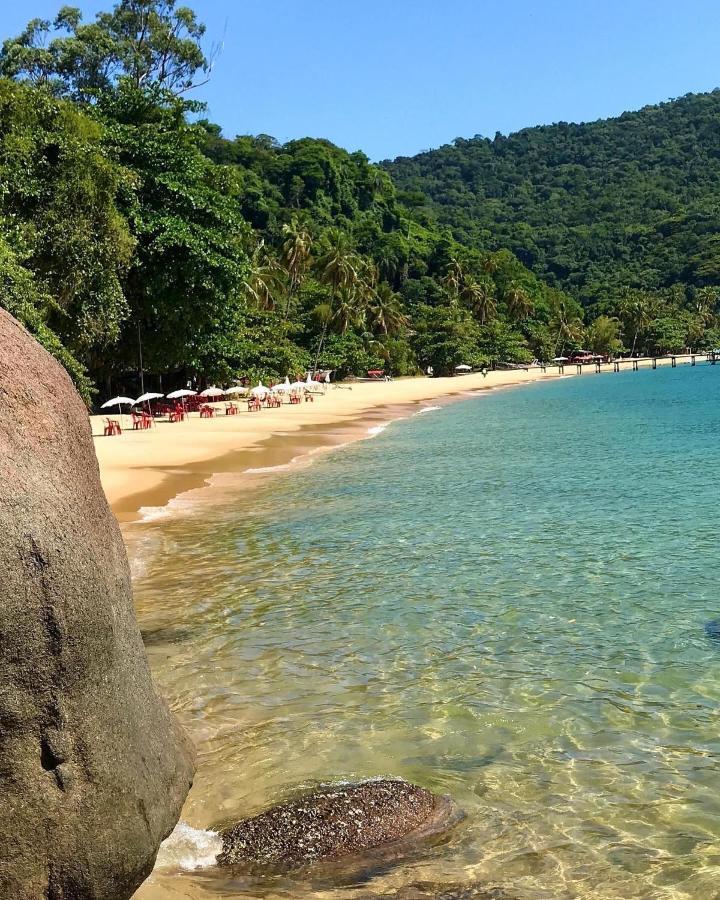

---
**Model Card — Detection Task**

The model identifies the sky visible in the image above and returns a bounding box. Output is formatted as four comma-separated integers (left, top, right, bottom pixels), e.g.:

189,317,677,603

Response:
2,0,720,160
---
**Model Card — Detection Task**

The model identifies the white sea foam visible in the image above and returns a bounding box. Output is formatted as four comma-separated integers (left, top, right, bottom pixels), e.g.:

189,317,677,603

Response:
415,405,442,415
153,821,222,871
367,423,390,436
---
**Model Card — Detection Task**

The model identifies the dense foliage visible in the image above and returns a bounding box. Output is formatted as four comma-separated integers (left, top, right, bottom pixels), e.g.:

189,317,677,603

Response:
385,93,720,350
3,1,717,404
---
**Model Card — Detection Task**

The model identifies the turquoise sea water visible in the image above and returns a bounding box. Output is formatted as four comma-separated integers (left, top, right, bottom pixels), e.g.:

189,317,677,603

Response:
133,366,720,899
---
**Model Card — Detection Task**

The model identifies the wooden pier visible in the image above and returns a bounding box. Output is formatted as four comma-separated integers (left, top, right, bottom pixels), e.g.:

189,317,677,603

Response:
553,352,717,376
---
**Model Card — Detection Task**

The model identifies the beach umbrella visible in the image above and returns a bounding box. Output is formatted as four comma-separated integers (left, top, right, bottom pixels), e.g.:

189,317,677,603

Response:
553,356,568,362
167,389,197,399
223,385,248,396
272,378,292,394
135,391,164,404
305,372,323,392
134,391,164,418
166,388,197,419
199,386,225,398
101,396,135,426
455,364,472,371
250,382,270,398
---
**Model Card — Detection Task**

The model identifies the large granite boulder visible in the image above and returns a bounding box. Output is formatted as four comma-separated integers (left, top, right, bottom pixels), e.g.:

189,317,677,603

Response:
0,308,195,899
218,779,460,871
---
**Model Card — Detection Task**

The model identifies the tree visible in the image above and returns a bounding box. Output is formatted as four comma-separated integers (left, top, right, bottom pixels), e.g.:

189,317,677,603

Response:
504,282,535,321
243,244,286,311
1,1,211,101
461,277,497,325
442,257,465,303
97,84,249,382
281,215,312,307
313,229,361,368
368,282,409,336
0,78,134,397
586,315,622,357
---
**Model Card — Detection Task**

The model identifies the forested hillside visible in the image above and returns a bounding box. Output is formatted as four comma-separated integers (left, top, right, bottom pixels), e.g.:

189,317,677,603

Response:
0,2,583,401
385,92,720,304
2,2,720,404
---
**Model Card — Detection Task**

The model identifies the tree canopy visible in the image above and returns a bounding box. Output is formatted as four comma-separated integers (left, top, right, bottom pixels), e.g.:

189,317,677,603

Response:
2,1,718,403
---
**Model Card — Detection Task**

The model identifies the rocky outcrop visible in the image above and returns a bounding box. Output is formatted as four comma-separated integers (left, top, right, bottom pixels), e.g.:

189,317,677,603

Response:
0,308,195,899
218,779,460,871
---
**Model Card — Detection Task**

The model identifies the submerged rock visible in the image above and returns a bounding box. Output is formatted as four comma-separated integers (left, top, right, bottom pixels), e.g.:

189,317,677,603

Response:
0,309,195,899
705,619,720,642
218,779,460,871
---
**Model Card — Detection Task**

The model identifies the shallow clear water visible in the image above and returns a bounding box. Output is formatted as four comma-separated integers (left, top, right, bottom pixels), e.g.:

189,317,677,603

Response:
131,366,720,899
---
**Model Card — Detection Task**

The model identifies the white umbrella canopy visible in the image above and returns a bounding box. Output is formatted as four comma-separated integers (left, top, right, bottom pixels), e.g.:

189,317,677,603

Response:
167,389,197,399
199,386,225,398
305,373,323,390
100,396,135,429
553,356,569,362
250,382,270,397
290,381,307,391
271,378,292,393
455,364,472,371
135,392,164,404
223,385,248,396
101,396,135,408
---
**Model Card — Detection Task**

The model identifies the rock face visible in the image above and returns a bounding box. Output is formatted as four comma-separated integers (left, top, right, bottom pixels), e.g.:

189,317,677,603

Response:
0,309,195,900
218,779,459,871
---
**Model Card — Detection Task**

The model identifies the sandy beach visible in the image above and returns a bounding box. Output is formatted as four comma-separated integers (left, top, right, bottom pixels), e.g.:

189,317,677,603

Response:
93,357,698,520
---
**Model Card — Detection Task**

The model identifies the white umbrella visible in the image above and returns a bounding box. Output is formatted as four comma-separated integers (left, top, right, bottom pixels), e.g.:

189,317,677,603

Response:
455,364,472,371
199,386,225,398
101,396,135,409
290,380,307,391
305,373,323,392
272,378,292,393
167,389,197,399
223,386,248,396
251,382,270,398
166,388,197,419
553,356,569,362
135,392,164,404
101,396,135,427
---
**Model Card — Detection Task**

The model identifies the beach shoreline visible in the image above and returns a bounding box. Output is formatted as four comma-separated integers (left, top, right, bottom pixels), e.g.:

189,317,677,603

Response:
93,358,697,521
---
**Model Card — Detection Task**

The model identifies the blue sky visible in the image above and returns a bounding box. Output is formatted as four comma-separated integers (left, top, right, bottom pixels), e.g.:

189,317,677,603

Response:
2,0,720,160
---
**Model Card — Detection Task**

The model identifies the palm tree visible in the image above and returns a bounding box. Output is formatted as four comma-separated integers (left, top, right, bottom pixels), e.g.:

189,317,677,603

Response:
243,244,286,311
549,295,584,355
618,291,654,356
313,230,361,369
461,278,497,325
443,258,465,304
369,282,410,336
331,286,369,334
693,286,718,324
504,283,535,322
281,217,313,308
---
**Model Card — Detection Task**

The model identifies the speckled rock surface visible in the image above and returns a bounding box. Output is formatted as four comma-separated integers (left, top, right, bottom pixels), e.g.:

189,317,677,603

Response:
0,309,195,899
218,779,458,871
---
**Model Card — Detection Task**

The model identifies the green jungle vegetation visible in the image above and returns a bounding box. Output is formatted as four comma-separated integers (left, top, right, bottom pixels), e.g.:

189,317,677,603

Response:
1,1,718,404
385,93,720,358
